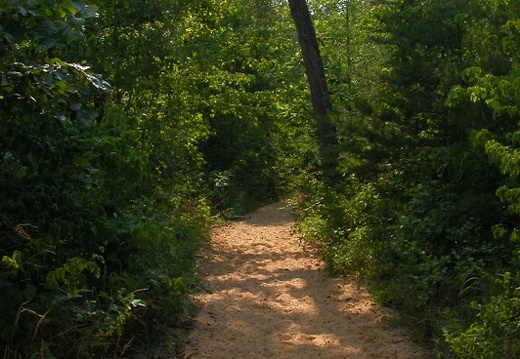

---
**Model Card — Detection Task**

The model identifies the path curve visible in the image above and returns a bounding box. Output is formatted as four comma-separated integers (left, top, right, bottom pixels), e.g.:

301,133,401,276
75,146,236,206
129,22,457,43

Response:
183,202,427,359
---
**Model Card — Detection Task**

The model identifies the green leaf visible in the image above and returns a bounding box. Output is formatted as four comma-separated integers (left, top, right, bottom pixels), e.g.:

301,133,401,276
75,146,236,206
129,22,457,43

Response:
86,73,111,91
74,104,99,126
492,225,506,239
71,2,99,19
34,19,59,49
17,5,28,16
68,63,111,91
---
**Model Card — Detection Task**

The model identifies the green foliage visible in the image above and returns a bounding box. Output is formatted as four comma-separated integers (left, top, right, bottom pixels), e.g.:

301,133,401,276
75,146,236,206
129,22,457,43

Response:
8,0,520,357
194,0,303,213
445,273,520,358
438,1,520,356
1,0,210,357
2,0,312,356
294,0,520,355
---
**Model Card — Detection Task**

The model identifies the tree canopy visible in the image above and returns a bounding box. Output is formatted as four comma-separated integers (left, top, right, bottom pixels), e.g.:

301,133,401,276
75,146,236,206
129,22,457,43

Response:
1,0,520,357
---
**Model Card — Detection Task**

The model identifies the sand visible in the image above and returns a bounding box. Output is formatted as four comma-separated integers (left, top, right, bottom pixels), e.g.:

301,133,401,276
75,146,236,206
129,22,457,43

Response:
182,202,428,359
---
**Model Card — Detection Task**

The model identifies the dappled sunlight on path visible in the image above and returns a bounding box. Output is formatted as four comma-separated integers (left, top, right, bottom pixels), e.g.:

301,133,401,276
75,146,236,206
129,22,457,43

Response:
183,202,427,359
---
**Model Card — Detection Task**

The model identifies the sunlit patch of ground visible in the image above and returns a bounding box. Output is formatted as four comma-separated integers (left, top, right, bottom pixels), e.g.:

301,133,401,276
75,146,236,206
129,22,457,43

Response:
183,202,429,359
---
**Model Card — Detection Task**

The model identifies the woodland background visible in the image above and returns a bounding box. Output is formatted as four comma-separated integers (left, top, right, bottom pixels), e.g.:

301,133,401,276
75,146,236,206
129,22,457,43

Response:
1,0,519,357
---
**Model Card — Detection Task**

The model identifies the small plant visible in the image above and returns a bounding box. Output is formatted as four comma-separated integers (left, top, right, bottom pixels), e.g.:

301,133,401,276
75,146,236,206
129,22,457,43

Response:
445,272,520,358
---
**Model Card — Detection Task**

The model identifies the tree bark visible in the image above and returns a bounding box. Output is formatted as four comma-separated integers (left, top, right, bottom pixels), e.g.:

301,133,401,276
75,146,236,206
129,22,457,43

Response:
288,0,338,179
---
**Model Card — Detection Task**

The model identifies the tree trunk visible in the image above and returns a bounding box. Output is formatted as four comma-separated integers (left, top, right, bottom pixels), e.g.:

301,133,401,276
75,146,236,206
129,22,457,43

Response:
288,0,338,180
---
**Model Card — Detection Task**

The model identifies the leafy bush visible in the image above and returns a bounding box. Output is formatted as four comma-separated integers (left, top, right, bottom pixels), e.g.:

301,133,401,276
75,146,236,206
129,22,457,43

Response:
445,273,520,359
1,1,209,357
294,1,520,355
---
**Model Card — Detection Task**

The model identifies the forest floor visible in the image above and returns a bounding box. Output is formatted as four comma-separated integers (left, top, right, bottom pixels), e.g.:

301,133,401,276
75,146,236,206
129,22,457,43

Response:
178,201,429,359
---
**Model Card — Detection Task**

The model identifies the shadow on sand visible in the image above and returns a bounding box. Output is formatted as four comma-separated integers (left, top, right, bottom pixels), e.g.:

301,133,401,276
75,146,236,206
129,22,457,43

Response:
185,202,427,359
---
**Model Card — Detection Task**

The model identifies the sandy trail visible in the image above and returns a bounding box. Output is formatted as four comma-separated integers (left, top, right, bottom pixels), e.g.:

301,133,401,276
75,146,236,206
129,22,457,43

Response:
183,202,427,359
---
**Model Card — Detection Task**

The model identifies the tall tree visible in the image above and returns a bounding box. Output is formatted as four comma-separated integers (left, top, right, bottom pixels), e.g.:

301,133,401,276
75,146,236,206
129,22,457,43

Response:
288,0,338,180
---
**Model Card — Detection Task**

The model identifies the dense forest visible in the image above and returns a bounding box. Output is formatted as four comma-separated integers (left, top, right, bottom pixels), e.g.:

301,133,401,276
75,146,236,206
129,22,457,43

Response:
1,0,519,357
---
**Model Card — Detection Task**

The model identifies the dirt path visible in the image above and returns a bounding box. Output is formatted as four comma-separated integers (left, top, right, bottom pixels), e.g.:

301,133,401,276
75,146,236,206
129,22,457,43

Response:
183,202,427,359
